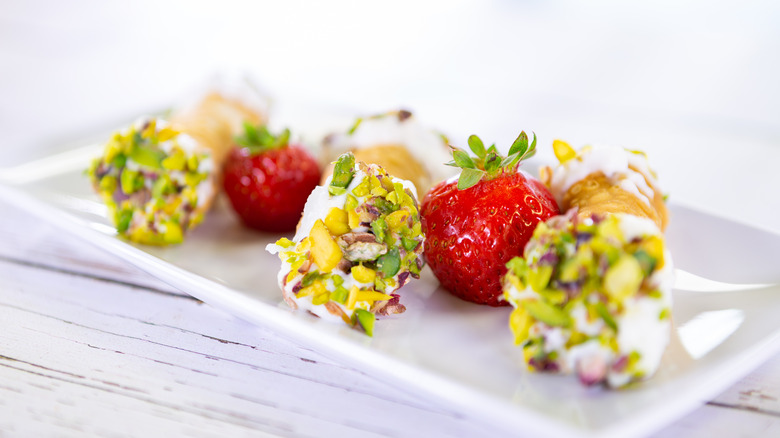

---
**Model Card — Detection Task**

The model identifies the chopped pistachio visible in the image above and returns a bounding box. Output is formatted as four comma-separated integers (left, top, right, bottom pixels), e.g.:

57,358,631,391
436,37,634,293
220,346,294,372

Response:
371,218,387,243
186,154,200,172
377,248,401,277
354,309,375,337
347,209,360,229
120,169,139,194
528,265,553,292
604,255,643,302
351,264,376,284
401,237,419,252
302,271,321,287
116,209,134,233
161,151,186,171
331,286,348,304
385,210,409,231
523,299,571,328
309,219,343,273
351,179,370,197
99,175,117,193
130,145,165,169
163,221,183,244
330,153,356,193
355,290,393,303
509,306,533,345
595,301,618,331
552,139,576,163
344,194,358,210
324,207,350,236
346,285,360,309
111,153,127,169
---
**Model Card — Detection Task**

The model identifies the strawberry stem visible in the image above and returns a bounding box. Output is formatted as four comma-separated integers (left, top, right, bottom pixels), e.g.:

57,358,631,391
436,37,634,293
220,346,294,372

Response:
235,122,290,154
447,131,537,190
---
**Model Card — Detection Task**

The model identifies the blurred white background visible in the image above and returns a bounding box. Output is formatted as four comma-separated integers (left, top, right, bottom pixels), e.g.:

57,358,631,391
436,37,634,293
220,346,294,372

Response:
1,0,779,231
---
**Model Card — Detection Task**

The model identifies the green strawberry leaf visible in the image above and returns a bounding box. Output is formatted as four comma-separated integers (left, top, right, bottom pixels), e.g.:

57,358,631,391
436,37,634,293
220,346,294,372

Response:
467,135,486,158
236,123,290,154
452,148,476,168
500,151,520,168
509,131,528,156
457,168,486,190
484,151,501,173
446,130,538,190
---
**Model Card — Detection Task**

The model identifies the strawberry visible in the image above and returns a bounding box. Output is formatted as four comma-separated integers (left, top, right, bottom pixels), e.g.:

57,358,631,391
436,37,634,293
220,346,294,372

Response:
223,123,321,232
420,132,559,306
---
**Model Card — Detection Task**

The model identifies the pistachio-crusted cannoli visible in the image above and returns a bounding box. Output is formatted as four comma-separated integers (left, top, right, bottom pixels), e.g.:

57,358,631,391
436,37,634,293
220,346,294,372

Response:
87,118,215,244
503,211,673,388
322,110,453,198
540,142,669,231
267,153,425,335
87,93,265,244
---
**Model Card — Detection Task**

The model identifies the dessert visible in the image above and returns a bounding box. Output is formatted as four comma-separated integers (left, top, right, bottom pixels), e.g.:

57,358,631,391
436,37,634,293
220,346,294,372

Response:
503,211,672,387
223,124,321,232
87,92,265,244
266,153,425,335
322,110,453,198
504,142,673,387
420,132,559,306
540,141,668,231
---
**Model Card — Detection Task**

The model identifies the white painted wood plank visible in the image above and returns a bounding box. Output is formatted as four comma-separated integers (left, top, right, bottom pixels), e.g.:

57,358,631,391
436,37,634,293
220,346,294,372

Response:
654,404,780,438
0,259,506,438
710,354,780,415
0,198,180,295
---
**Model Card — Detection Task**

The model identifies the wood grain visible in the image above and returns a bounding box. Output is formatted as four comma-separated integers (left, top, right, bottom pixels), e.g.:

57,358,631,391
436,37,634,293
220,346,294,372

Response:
0,202,514,438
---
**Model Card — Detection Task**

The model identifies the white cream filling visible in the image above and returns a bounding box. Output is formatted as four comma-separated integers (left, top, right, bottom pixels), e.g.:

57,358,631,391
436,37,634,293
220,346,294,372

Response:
549,145,660,208
326,114,454,183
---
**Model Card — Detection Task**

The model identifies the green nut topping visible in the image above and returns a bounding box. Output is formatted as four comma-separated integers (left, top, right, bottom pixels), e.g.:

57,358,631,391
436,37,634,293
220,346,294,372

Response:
129,145,165,169
377,248,401,277
523,299,571,328
329,152,356,195
354,309,375,337
86,117,213,245
502,211,671,386
272,153,426,337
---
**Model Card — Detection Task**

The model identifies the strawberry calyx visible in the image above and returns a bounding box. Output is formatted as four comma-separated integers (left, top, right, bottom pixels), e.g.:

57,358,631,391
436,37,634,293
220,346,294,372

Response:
446,131,537,190
235,122,291,155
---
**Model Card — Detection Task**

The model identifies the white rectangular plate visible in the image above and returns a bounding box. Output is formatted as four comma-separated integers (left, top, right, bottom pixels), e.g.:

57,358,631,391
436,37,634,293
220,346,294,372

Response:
3,131,780,438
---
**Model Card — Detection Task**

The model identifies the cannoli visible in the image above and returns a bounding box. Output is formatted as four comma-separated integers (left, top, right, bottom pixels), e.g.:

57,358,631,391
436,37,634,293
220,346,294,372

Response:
169,91,265,165
503,143,673,388
87,93,265,244
503,211,672,387
540,142,668,231
321,110,452,198
267,153,425,335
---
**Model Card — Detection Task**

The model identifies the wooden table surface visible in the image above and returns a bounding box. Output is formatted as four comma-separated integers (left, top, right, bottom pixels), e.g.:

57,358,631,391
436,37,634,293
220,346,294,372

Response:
2,1,780,437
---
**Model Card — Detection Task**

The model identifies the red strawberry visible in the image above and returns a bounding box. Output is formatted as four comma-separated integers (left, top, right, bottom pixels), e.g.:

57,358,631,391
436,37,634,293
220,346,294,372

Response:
223,123,321,232
420,132,559,306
